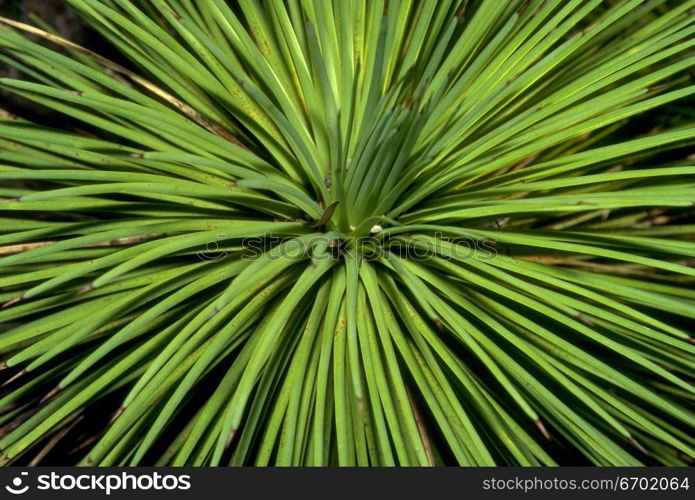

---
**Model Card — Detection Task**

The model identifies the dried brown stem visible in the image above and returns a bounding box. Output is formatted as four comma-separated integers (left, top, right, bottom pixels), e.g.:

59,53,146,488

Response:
0,234,164,256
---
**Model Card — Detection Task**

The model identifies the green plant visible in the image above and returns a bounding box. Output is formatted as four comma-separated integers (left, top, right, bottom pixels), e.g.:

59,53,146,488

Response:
0,0,693,466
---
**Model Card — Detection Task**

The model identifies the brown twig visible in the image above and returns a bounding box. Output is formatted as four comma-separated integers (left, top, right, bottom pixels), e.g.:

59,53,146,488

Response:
407,387,435,466
0,234,165,256
517,256,695,278
0,16,249,150
29,415,83,466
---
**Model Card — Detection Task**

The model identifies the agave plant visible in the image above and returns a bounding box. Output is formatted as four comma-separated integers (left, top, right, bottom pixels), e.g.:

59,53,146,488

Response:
0,0,693,467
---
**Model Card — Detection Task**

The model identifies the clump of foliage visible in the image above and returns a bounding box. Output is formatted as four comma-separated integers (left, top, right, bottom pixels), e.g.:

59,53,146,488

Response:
0,0,693,466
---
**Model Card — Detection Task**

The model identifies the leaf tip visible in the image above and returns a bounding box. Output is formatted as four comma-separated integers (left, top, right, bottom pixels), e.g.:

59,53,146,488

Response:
77,283,94,296
226,429,237,449
628,435,649,456
1,368,27,388
1,294,23,309
109,406,125,425
40,385,62,404
535,418,551,440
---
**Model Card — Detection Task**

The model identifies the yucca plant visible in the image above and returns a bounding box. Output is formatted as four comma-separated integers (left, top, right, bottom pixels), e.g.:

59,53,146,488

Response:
0,0,693,467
